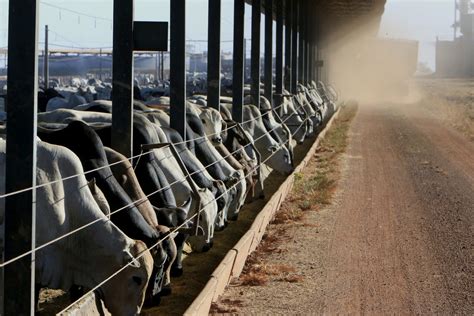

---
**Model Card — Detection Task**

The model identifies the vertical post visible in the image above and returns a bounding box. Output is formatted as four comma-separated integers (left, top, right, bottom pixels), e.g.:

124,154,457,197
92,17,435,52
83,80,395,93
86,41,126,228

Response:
454,0,457,40
112,0,134,158
44,25,49,89
264,0,273,103
207,0,222,110
305,38,309,84
316,13,320,82
308,41,313,83
291,0,298,93
284,0,292,91
155,53,159,83
275,0,283,106
160,51,164,81
4,0,39,314
251,0,261,108
99,48,103,81
304,4,309,85
232,0,245,123
243,38,247,81
170,0,187,139
298,0,304,85
309,5,314,84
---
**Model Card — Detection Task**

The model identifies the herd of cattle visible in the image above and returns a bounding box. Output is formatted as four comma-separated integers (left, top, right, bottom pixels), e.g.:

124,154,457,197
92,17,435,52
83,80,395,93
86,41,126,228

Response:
0,79,338,315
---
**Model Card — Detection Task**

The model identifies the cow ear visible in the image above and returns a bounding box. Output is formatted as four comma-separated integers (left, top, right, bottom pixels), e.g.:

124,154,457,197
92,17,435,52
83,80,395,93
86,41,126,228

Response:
87,178,97,195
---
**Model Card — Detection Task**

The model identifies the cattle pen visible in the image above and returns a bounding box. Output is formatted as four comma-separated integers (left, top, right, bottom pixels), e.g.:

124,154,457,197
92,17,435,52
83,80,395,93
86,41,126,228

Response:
0,0,384,315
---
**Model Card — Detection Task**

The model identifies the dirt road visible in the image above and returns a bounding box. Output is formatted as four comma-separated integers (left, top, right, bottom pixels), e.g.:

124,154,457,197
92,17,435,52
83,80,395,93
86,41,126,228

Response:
216,102,474,314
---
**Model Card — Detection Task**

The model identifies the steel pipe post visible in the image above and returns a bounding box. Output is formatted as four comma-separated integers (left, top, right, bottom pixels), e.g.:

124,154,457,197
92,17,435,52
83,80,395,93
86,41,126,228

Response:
291,0,298,93
112,0,134,157
264,0,273,103
284,0,292,91
170,0,187,139
207,0,222,110
298,0,304,85
251,0,262,108
44,25,49,89
232,0,245,123
4,0,39,313
275,0,284,107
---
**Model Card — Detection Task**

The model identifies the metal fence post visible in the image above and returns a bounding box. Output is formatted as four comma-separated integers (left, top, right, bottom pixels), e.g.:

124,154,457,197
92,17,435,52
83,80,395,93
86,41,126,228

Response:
112,0,134,158
291,0,298,93
275,0,284,107
251,0,261,108
298,0,304,85
207,0,222,110
170,0,187,139
304,0,310,85
4,0,39,314
232,0,245,123
44,25,49,89
284,0,292,92
264,0,273,103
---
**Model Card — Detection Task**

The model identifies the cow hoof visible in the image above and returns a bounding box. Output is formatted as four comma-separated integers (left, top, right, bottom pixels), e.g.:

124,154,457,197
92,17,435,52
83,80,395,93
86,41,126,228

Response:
171,266,184,277
229,214,239,221
160,285,172,297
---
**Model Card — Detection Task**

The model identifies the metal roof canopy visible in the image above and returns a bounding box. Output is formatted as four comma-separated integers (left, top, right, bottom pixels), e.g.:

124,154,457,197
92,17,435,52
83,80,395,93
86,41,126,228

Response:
245,0,383,19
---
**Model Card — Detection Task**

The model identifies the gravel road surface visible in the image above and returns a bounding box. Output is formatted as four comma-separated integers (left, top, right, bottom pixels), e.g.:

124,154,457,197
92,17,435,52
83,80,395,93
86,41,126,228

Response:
216,101,474,314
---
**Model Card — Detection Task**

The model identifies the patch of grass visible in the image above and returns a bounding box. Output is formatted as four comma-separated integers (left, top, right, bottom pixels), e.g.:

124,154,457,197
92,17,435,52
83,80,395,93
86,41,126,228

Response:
215,103,358,311
273,205,304,224
239,271,269,286
210,299,244,314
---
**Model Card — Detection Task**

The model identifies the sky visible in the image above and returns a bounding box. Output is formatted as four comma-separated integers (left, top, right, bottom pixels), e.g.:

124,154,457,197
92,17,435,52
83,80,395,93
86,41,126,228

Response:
0,0,458,70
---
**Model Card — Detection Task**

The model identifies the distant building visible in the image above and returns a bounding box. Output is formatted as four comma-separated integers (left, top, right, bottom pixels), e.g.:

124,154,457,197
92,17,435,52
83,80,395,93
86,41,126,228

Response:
435,0,474,77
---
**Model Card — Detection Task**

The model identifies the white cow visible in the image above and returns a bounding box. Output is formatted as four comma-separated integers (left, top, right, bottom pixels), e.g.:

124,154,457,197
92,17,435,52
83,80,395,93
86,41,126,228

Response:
223,103,293,176
0,139,153,315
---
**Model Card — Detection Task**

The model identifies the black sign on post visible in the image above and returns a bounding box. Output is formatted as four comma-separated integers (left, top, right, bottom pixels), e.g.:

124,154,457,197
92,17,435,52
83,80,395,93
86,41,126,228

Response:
133,21,169,52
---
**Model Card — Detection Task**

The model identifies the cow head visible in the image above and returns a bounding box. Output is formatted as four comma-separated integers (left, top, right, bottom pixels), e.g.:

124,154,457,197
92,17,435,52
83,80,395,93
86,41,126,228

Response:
265,144,293,175
100,240,153,316
199,107,224,144
187,188,217,253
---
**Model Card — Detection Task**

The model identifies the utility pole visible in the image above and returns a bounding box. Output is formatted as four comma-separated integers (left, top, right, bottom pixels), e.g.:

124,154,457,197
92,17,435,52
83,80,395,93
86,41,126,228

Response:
454,0,457,40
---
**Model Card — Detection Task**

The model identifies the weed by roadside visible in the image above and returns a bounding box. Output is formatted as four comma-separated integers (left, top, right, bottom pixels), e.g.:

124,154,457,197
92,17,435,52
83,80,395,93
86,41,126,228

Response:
211,102,358,313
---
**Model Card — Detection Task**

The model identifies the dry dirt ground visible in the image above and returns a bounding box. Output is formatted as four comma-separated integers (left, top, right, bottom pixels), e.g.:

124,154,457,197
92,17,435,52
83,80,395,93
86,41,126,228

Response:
212,87,473,314
415,78,474,141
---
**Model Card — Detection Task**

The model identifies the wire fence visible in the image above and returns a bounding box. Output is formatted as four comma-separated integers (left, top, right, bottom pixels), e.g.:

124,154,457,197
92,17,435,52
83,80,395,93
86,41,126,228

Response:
0,96,309,270
60,101,312,314
0,79,330,315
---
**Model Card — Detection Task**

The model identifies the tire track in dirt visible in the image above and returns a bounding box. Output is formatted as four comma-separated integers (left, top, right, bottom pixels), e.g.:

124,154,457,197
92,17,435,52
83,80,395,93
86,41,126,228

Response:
215,102,473,315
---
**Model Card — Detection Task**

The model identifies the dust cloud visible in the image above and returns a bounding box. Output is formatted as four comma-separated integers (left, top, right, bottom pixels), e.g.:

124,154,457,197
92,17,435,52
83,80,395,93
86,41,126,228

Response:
320,10,419,104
